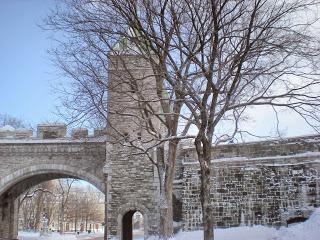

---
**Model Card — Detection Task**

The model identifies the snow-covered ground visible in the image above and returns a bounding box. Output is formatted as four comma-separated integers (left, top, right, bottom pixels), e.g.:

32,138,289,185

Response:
151,207,320,240
19,208,320,240
18,231,104,240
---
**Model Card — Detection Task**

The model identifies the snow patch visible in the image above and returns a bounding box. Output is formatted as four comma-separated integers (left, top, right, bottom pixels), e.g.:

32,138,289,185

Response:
0,125,15,131
18,208,320,240
147,208,320,240
18,232,104,240
0,137,107,144
183,151,320,165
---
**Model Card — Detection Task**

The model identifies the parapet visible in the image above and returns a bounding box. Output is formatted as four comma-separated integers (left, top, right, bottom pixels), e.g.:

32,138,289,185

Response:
0,123,107,140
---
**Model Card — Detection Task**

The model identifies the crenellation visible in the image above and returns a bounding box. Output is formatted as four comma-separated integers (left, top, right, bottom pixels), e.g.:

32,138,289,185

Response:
0,123,111,141
37,124,67,139
94,128,107,137
71,128,88,139
0,126,33,139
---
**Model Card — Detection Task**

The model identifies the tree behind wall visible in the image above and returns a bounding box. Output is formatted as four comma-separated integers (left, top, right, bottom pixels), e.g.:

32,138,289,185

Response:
18,179,104,233
45,1,320,240
0,113,26,129
58,179,75,233
18,182,56,231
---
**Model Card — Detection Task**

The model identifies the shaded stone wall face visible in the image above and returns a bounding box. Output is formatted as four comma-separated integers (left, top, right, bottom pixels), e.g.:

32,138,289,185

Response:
179,136,320,231
107,146,159,237
0,194,18,238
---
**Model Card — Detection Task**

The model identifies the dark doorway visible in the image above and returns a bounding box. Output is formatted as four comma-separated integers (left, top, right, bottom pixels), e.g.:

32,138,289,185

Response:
122,210,144,240
287,216,308,225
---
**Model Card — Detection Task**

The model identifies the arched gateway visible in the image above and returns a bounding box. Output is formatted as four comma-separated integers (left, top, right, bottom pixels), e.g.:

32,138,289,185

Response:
0,53,160,240
0,140,107,238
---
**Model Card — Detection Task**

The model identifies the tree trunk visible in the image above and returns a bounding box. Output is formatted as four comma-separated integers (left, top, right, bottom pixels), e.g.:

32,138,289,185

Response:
34,194,44,231
159,179,173,240
60,195,65,234
200,158,214,240
157,145,174,239
74,214,77,232
195,137,214,240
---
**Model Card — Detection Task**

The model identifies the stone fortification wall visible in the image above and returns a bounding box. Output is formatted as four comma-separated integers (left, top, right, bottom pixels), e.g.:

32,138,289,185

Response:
179,135,320,231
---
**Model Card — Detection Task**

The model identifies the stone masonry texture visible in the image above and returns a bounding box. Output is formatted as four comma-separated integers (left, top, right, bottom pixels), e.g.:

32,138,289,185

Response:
179,136,320,231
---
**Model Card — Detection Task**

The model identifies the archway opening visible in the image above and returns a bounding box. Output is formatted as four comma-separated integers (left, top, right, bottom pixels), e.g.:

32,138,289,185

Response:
0,174,106,240
122,210,144,240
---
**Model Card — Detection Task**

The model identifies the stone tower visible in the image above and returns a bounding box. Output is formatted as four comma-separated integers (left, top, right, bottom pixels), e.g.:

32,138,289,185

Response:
105,52,160,239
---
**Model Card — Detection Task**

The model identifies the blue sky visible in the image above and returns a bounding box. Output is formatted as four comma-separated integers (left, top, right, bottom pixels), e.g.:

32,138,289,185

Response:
0,0,59,126
0,0,99,188
0,0,316,139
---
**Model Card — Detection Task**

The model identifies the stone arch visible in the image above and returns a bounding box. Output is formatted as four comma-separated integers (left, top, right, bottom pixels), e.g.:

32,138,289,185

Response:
0,163,106,239
117,202,149,240
0,163,105,196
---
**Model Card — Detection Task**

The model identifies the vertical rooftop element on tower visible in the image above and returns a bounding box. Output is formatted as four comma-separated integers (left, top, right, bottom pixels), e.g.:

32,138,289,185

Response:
37,124,67,139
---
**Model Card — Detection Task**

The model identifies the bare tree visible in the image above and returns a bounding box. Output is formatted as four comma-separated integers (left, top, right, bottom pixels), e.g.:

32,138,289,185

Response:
45,2,194,239
18,182,56,231
46,0,320,239
66,191,81,232
18,179,104,233
0,113,27,129
58,179,76,233
63,185,104,232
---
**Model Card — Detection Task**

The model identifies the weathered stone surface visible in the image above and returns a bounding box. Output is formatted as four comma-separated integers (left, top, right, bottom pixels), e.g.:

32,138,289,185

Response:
94,129,108,137
106,54,160,239
72,128,89,139
0,127,33,139
37,124,67,139
178,137,320,231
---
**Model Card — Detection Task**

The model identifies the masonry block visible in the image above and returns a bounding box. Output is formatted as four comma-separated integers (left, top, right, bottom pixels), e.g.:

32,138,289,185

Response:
37,124,67,139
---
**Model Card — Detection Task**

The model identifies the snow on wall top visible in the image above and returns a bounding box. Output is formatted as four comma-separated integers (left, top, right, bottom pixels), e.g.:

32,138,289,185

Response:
180,134,320,166
0,125,15,131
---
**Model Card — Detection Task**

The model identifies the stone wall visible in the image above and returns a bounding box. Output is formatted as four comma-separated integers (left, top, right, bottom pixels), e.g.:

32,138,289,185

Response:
0,194,18,238
179,135,320,231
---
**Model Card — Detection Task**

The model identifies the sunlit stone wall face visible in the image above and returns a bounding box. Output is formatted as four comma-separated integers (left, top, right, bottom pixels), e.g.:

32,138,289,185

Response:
182,163,320,231
179,136,320,231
